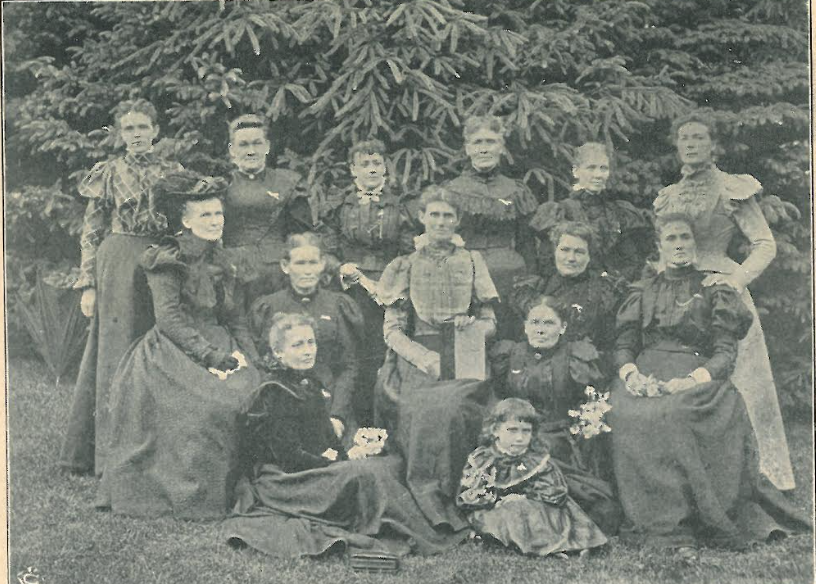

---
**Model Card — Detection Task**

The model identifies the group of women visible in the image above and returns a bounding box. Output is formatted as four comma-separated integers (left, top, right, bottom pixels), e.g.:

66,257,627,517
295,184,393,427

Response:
59,99,807,561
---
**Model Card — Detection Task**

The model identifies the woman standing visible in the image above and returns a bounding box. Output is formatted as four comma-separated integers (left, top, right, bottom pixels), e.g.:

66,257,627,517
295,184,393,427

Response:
319,139,418,423
60,99,182,475
609,214,807,553
98,170,260,519
441,115,539,338
375,186,500,531
222,114,313,301
653,113,794,490
529,142,652,282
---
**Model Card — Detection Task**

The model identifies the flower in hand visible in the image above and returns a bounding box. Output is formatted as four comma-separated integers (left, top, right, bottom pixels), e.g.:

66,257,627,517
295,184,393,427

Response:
569,386,612,438
347,427,388,459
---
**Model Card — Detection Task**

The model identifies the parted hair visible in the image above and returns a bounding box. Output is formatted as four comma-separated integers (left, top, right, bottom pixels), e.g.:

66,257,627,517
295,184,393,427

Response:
348,139,387,165
228,114,269,141
525,294,569,322
463,115,507,142
654,212,697,241
417,185,461,216
268,313,317,354
548,220,595,252
479,398,541,446
113,99,159,127
283,232,324,260
669,110,718,144
573,142,612,168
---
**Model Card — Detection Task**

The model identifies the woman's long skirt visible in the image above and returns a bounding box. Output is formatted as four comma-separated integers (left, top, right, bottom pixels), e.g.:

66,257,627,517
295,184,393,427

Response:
59,234,157,475
608,347,808,549
97,324,260,519
375,351,488,531
222,455,467,557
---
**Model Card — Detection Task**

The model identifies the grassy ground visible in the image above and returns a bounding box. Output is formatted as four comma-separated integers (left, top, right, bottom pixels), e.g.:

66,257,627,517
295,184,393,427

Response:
7,356,814,584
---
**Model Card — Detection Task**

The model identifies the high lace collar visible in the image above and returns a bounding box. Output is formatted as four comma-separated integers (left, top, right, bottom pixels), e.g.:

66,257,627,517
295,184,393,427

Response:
664,263,696,280
680,162,717,180
353,176,386,198
571,187,606,205
124,150,157,167
414,233,466,252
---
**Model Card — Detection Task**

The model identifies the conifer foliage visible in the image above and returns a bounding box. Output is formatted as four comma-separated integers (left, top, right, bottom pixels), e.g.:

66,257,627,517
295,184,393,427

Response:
3,0,810,410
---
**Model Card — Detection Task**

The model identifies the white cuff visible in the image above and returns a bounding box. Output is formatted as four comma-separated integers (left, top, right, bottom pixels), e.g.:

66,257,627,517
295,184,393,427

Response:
688,367,712,384
619,363,638,381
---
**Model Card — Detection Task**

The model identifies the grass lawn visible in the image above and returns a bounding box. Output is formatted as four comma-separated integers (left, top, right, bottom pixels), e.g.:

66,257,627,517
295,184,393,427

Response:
7,356,814,584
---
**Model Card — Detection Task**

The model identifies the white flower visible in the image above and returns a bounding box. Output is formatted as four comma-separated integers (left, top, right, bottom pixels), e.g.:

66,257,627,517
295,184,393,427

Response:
321,448,338,461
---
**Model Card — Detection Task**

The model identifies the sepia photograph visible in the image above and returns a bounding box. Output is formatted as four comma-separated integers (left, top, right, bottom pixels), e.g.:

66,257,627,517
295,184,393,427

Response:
2,1,813,582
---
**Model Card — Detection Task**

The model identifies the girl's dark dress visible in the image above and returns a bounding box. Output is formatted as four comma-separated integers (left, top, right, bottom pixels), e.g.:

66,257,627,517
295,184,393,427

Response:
609,265,809,548
221,367,468,558
457,444,607,556
98,234,261,519
529,188,652,282
489,339,622,535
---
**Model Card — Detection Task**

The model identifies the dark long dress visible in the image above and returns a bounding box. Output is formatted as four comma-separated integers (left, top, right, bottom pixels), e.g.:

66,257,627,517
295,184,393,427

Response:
97,234,261,519
221,367,468,557
489,339,622,535
222,167,313,301
319,182,419,424
457,444,607,556
374,236,499,530
60,152,182,475
249,286,365,426
510,269,624,354
442,167,539,338
529,188,652,282
609,264,809,548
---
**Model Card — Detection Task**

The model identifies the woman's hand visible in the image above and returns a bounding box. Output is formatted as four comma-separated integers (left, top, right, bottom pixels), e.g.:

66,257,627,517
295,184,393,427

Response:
80,288,96,317
418,351,441,380
330,417,345,438
702,273,743,292
663,377,697,394
453,314,476,329
339,263,362,284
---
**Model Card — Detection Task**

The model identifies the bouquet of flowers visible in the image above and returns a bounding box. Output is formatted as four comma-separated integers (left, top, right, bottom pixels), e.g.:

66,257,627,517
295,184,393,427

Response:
347,427,388,459
625,372,668,397
568,386,612,439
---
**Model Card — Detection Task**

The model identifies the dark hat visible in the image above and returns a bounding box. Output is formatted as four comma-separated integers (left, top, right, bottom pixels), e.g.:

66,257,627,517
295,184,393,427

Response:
154,169,229,222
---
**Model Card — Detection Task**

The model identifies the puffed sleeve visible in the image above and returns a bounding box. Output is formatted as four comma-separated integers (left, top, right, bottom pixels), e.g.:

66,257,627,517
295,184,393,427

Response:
613,282,646,370
509,274,546,319
378,255,412,307
470,250,500,304
488,340,517,380
142,242,230,368
701,284,754,380
568,339,605,386
456,448,498,511
528,201,566,235
249,294,277,352
728,181,776,287
327,294,366,422
74,160,116,289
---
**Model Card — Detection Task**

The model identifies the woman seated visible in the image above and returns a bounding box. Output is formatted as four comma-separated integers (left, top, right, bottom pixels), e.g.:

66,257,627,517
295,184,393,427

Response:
609,213,808,555
511,221,623,355
98,170,261,519
250,232,364,442
375,185,500,531
222,313,467,558
489,296,621,535
529,142,652,282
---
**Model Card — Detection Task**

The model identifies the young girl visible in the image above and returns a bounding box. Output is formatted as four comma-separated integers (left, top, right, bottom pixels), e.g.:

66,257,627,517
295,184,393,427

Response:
457,398,607,557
